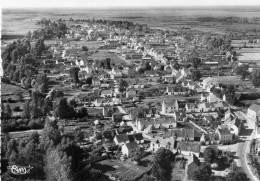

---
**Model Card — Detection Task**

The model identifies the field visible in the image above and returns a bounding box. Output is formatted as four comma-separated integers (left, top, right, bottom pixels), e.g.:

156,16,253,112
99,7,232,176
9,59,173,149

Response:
93,159,150,180
1,83,26,96
3,7,260,37
237,53,260,62
70,41,105,49
212,76,245,85
88,50,126,65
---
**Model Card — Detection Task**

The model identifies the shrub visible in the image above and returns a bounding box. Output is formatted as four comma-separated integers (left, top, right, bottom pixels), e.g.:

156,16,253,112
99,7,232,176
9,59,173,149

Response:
13,106,21,112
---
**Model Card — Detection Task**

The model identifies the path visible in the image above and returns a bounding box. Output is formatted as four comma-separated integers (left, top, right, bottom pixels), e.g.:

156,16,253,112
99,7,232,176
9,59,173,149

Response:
8,129,43,138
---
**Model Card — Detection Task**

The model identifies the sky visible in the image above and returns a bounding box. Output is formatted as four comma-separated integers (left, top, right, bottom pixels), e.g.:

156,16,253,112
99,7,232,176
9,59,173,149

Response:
2,0,260,8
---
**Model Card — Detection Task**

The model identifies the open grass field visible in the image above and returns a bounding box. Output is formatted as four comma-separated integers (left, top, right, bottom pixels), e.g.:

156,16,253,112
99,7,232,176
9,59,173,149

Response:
70,40,105,49
1,83,26,96
212,76,245,85
237,53,260,62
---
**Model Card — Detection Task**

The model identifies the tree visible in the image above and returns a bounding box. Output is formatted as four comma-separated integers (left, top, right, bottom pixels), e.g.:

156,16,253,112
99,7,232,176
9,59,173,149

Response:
11,49,18,62
4,104,12,119
74,130,84,143
192,163,212,181
132,147,145,163
190,56,201,69
119,79,128,93
235,64,249,80
82,46,88,51
69,67,80,83
192,70,202,81
86,77,92,86
251,66,260,87
152,147,175,181
53,97,75,118
35,74,48,93
33,39,45,57
145,62,152,71
203,145,219,164
23,100,31,118
29,132,40,144
77,107,88,118
226,171,249,181
138,68,145,74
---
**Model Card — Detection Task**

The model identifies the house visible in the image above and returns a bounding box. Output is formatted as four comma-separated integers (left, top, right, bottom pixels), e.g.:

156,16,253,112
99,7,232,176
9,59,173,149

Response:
111,68,123,78
229,118,242,136
128,84,144,90
206,93,222,103
101,89,113,98
163,75,175,83
103,142,119,152
166,85,189,95
113,134,130,146
164,129,196,142
176,73,185,83
248,104,260,120
92,78,101,87
129,108,147,120
185,103,196,113
121,141,139,157
126,90,136,99
161,100,179,114
202,77,219,89
255,117,260,139
150,135,175,152
136,117,177,131
176,142,201,157
186,153,200,179
216,127,233,143
142,54,153,61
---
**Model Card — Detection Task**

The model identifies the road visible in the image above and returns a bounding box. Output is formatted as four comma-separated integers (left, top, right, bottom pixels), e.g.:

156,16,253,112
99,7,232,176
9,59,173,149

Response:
235,110,258,181
8,129,43,138
237,141,259,181
117,106,152,140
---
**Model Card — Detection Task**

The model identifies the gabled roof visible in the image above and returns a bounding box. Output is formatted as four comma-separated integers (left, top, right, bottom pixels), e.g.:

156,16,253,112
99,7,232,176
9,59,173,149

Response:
248,104,260,113
186,103,196,109
165,129,195,140
125,141,139,150
177,142,201,153
203,77,216,83
218,128,231,135
101,89,113,95
163,100,178,107
115,134,129,143
151,136,175,150
187,153,199,166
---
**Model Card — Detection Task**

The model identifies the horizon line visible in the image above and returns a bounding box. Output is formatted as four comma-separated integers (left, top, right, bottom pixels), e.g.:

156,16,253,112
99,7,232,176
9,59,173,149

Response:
3,5,260,9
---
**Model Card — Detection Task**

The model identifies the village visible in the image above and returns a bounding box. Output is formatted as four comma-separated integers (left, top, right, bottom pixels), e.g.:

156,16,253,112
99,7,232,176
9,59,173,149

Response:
2,15,260,181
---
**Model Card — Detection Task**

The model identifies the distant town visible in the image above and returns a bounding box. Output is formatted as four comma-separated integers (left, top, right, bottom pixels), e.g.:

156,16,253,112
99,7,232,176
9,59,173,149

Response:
1,13,260,181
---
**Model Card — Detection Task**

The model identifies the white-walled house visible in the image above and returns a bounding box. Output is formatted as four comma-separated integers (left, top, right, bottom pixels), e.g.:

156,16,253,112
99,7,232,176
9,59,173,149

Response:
126,90,136,99
161,100,179,114
216,127,233,143
92,78,101,87
114,134,130,146
202,77,219,89
121,141,139,157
